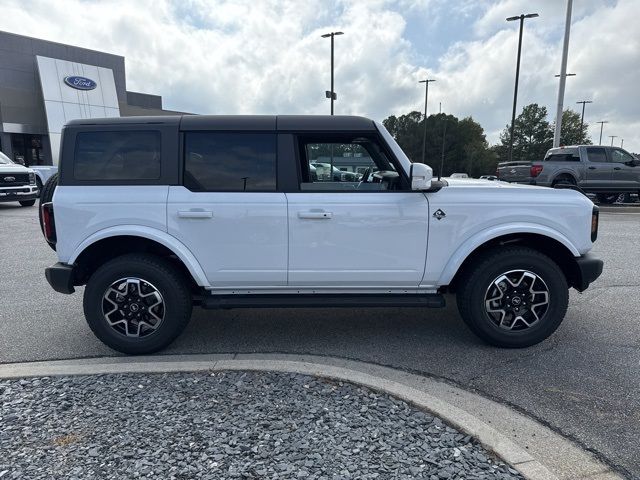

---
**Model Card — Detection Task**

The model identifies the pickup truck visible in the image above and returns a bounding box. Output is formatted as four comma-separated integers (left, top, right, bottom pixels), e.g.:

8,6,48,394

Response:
39,115,603,354
497,145,640,203
0,150,39,206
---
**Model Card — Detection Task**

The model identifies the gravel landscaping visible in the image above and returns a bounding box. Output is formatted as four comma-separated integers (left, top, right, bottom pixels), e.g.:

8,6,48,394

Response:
0,371,524,479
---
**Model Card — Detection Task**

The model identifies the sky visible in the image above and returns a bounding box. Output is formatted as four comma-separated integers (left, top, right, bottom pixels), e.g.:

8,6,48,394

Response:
1,0,638,151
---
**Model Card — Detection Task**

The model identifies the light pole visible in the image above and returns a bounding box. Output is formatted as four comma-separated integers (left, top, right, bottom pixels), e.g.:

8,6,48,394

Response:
576,100,593,132
321,31,343,115
553,0,574,148
609,135,617,147
419,78,435,164
596,121,608,145
506,13,539,162
621,138,624,148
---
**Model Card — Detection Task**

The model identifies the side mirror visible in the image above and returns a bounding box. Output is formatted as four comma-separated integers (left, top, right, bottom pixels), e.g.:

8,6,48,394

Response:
410,163,433,190
627,159,640,167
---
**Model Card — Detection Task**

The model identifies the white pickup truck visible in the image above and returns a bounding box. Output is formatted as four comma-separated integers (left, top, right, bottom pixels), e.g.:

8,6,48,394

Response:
40,115,603,354
0,151,39,206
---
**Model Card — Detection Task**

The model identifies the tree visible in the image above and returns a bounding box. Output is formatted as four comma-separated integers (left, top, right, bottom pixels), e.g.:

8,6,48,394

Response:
499,103,553,162
382,111,498,177
553,109,591,146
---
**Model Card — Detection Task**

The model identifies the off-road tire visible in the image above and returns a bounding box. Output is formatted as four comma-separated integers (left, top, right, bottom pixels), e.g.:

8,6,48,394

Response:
83,253,193,355
456,247,569,348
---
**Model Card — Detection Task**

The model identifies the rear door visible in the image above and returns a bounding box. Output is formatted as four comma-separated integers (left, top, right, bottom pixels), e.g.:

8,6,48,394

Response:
584,147,612,189
167,130,287,288
609,148,640,190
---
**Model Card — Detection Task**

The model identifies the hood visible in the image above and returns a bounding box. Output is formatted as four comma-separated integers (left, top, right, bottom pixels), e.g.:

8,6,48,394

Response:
444,177,541,189
0,163,32,173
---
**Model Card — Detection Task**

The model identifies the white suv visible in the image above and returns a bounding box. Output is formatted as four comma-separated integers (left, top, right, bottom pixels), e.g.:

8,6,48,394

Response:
41,115,603,354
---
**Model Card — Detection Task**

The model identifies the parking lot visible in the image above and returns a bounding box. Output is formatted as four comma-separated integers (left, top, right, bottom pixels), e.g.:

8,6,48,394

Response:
1,202,639,477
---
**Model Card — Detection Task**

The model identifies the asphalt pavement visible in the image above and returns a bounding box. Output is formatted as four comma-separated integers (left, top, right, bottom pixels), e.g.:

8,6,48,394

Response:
0,202,639,477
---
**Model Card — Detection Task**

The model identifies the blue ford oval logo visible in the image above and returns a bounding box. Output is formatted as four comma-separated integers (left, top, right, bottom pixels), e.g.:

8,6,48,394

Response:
63,76,97,90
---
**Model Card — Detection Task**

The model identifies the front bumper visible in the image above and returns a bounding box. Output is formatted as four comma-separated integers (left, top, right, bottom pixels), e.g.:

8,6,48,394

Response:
0,186,39,203
45,263,76,294
575,254,604,291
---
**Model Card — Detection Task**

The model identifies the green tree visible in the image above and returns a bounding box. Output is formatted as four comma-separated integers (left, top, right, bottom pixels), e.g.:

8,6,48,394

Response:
499,103,553,162
553,109,592,146
382,111,497,177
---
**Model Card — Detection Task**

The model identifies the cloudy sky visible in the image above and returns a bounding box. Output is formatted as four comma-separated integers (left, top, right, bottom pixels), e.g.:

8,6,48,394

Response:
2,0,638,150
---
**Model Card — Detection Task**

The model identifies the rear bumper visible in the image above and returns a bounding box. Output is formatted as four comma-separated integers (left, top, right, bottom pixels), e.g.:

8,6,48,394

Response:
575,254,603,291
45,262,76,294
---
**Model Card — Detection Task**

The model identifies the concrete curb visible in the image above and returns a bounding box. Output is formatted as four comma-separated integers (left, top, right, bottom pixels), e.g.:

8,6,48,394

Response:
0,353,622,480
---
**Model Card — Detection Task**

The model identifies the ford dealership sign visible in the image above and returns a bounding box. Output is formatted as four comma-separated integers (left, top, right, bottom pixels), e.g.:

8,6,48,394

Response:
63,76,97,90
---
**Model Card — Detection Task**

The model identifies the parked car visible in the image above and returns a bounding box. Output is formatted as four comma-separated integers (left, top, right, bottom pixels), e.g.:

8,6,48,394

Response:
479,175,498,181
450,173,469,178
497,145,640,203
30,165,58,192
310,162,360,182
0,150,39,206
40,115,603,354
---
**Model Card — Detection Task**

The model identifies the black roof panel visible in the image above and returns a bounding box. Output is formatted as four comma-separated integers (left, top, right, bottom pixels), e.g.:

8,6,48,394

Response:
277,115,375,131
181,115,276,131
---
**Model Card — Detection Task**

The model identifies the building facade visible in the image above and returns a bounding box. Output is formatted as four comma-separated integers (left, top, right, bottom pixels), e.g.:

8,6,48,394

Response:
0,31,180,166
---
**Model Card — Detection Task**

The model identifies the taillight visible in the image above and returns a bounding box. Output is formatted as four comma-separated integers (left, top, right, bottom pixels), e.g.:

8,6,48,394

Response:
41,202,57,244
591,206,599,242
530,164,543,177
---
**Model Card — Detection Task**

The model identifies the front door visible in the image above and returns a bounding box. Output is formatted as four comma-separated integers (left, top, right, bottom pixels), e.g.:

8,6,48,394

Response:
286,134,429,287
167,131,287,287
609,148,640,190
584,147,612,189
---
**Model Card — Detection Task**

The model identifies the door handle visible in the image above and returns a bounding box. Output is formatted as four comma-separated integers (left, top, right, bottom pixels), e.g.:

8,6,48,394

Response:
178,209,213,219
588,166,596,170
614,167,621,170
298,211,333,219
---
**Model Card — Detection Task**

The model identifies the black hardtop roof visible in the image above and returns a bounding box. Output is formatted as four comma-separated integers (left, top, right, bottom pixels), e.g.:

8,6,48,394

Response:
65,115,376,131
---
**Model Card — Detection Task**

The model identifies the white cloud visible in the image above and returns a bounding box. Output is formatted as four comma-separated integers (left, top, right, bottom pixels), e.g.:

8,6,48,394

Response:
0,0,638,152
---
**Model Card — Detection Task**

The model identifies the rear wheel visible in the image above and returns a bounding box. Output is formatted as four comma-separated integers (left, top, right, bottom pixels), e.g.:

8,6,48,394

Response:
83,254,193,355
19,200,36,207
551,176,576,188
596,193,618,204
456,247,568,348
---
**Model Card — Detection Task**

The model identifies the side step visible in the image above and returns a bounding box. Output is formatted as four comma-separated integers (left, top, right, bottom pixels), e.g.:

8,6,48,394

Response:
198,293,446,310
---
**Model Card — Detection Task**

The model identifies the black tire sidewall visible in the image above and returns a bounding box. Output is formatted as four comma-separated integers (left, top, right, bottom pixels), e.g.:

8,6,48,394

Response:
19,200,36,207
458,250,568,348
83,256,192,354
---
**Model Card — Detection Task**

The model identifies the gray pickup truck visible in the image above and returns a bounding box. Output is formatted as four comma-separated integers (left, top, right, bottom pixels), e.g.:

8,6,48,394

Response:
497,145,640,203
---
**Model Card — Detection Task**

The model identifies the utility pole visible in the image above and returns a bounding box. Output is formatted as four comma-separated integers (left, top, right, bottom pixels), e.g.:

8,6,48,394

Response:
506,13,539,161
419,78,436,164
321,31,343,115
596,121,608,145
609,135,617,147
553,0,573,148
576,100,593,132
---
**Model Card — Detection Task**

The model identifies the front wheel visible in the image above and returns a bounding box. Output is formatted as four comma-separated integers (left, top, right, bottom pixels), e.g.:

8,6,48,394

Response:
19,200,36,207
83,254,193,354
596,193,618,204
456,247,568,348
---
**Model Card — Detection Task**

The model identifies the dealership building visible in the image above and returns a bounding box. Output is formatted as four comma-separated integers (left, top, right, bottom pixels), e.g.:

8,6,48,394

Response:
0,30,181,166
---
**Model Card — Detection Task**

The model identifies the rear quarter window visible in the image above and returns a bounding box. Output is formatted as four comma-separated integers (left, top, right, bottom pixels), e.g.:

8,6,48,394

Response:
544,152,579,161
74,131,161,180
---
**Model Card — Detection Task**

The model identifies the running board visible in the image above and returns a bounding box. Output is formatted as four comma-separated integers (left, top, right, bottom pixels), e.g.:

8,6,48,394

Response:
197,293,445,310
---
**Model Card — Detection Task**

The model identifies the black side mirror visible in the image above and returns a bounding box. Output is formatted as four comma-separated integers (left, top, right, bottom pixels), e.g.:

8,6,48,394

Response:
626,159,640,167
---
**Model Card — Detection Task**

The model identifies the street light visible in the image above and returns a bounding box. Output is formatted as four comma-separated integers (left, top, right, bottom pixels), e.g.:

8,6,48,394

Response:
609,135,618,147
576,100,593,132
596,121,608,145
321,31,343,115
419,78,436,164
621,138,624,148
506,13,539,162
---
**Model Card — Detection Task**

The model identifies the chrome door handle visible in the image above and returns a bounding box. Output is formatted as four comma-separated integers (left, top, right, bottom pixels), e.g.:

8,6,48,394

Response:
614,167,621,170
178,210,213,219
588,166,596,170
298,211,333,219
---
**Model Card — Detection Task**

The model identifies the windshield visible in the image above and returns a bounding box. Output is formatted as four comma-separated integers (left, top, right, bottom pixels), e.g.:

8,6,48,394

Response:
0,151,14,165
374,121,411,174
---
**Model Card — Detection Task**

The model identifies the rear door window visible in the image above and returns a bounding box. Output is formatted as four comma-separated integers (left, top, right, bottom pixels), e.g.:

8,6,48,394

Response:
74,131,161,180
586,147,608,163
184,132,277,192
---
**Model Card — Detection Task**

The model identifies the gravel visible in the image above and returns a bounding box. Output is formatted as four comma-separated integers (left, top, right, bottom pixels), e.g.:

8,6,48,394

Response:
0,371,524,479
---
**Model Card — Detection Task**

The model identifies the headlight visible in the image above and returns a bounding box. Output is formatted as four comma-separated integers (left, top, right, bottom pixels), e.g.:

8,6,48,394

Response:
29,172,36,185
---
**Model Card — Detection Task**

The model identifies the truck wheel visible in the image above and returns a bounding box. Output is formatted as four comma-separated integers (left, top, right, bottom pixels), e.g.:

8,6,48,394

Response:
596,193,617,204
456,247,568,348
19,200,36,207
83,254,193,355
38,173,59,249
